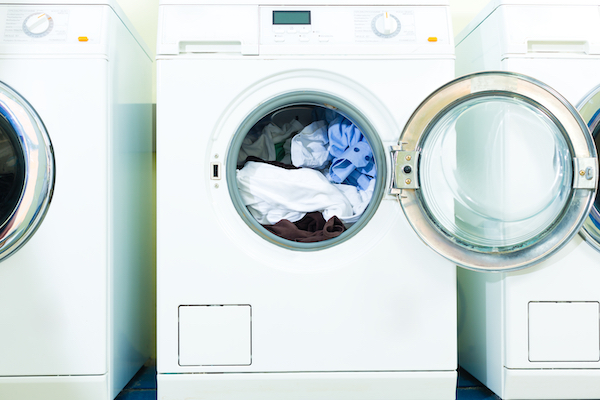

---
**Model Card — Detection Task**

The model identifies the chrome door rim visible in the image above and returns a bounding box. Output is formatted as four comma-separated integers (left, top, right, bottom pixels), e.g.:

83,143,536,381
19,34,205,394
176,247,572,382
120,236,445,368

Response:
398,71,597,272
577,85,600,252
0,81,55,262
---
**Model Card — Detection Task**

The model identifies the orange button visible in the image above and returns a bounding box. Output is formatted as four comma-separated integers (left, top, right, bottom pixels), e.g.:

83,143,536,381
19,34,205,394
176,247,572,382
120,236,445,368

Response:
78,36,88,42
428,37,438,42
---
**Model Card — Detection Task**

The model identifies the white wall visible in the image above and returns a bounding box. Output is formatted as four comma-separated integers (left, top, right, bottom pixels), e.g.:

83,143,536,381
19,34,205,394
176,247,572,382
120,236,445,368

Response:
115,0,491,102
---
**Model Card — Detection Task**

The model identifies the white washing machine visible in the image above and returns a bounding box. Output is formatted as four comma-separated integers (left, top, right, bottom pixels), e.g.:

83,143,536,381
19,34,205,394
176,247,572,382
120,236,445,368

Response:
156,1,597,399
0,1,154,399
456,0,600,398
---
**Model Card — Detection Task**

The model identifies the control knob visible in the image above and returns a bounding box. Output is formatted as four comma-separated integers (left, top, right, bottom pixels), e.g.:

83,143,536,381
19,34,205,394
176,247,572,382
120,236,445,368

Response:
23,13,53,37
372,12,400,38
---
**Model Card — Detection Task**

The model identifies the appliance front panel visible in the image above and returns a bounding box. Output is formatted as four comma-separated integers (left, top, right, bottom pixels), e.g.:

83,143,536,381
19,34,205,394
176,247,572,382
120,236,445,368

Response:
156,57,457,374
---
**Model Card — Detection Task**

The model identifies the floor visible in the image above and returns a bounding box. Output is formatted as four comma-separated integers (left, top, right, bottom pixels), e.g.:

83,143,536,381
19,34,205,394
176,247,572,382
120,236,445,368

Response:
115,361,500,400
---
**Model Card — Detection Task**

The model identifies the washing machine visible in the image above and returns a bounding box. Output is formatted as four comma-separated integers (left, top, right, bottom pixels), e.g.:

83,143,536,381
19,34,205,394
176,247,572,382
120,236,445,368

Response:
156,1,597,399
0,1,154,399
455,0,600,398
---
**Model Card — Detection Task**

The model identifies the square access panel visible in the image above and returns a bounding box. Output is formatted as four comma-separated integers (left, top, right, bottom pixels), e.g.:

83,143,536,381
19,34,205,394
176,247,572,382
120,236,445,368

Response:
179,305,251,366
528,301,600,362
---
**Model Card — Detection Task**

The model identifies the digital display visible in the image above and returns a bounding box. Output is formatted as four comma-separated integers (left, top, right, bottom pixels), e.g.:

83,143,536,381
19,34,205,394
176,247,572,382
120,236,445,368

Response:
273,11,311,25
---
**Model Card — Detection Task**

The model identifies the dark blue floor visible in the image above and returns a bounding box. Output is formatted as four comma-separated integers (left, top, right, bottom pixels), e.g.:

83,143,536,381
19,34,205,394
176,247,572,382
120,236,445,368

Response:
117,361,499,400
457,368,501,400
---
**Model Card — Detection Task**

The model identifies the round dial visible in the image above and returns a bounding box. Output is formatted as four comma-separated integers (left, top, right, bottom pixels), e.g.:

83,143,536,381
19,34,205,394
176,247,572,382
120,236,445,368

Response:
372,12,400,38
23,13,53,38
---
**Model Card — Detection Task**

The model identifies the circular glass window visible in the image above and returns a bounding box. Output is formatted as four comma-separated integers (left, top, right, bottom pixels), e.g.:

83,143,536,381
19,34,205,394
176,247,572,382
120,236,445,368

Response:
227,95,385,250
0,109,25,227
419,95,573,250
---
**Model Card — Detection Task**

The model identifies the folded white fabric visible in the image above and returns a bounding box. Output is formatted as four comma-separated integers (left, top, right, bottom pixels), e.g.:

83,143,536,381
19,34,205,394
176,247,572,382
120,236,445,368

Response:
237,161,354,225
290,120,331,169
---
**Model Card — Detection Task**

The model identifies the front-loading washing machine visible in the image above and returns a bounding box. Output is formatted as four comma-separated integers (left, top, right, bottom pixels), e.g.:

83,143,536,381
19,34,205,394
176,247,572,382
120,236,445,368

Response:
0,1,154,399
456,0,600,398
156,1,597,399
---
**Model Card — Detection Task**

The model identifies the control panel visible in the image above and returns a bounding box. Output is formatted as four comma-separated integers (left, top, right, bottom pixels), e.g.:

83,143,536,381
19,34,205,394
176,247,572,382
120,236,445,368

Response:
1,6,103,44
260,7,419,45
157,5,452,57
258,6,450,55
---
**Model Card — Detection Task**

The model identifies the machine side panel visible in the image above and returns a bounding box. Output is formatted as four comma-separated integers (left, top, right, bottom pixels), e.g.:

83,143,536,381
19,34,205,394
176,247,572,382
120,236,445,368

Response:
455,7,503,76
457,267,505,397
106,8,154,399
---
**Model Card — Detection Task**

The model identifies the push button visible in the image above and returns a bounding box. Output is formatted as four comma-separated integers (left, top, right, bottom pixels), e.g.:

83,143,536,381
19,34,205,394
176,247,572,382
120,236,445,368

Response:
274,36,285,42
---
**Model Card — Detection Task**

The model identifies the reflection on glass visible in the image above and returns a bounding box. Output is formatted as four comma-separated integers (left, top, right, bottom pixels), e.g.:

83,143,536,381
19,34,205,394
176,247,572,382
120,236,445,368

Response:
0,112,25,227
420,96,572,249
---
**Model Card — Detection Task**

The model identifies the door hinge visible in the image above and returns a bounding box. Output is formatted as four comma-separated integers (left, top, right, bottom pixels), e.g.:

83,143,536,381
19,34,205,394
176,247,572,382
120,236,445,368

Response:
573,157,597,189
391,145,419,194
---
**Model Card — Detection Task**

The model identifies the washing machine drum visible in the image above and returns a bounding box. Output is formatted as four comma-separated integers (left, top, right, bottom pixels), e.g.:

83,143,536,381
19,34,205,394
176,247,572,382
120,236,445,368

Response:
0,81,54,262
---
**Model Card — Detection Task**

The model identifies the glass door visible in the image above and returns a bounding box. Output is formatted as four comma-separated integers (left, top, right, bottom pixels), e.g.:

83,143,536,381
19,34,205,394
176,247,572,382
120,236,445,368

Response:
0,81,54,262
394,72,597,271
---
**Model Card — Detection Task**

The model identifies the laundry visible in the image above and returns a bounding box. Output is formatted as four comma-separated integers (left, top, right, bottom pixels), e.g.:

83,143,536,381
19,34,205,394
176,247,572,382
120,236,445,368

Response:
264,212,346,243
238,119,304,165
237,107,380,232
237,161,355,225
332,178,376,224
327,116,377,190
290,120,331,169
243,155,300,170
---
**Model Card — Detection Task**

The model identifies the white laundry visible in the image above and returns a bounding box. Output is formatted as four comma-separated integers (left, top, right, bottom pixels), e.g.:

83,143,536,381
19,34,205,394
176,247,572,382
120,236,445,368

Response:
237,161,354,225
290,120,331,169
238,120,304,165
332,178,376,224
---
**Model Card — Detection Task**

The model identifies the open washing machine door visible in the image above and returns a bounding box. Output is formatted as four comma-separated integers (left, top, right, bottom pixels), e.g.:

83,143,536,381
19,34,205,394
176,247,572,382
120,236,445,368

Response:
394,71,597,272
577,86,600,252
0,81,54,262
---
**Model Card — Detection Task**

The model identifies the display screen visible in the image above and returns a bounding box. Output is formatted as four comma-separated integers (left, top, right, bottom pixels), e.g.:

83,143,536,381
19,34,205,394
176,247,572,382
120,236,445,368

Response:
273,11,311,25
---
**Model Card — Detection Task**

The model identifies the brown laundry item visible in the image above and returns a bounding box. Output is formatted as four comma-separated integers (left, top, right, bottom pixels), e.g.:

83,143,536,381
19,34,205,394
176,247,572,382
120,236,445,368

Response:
264,212,346,243
244,156,299,170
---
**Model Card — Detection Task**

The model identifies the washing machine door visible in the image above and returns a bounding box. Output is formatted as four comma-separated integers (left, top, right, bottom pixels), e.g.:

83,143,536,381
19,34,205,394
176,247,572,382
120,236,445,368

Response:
577,86,600,252
394,71,597,272
0,81,54,262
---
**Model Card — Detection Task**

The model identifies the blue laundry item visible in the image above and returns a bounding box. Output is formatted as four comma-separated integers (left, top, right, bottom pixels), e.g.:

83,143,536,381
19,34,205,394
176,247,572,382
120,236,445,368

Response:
326,116,376,190
328,116,363,159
